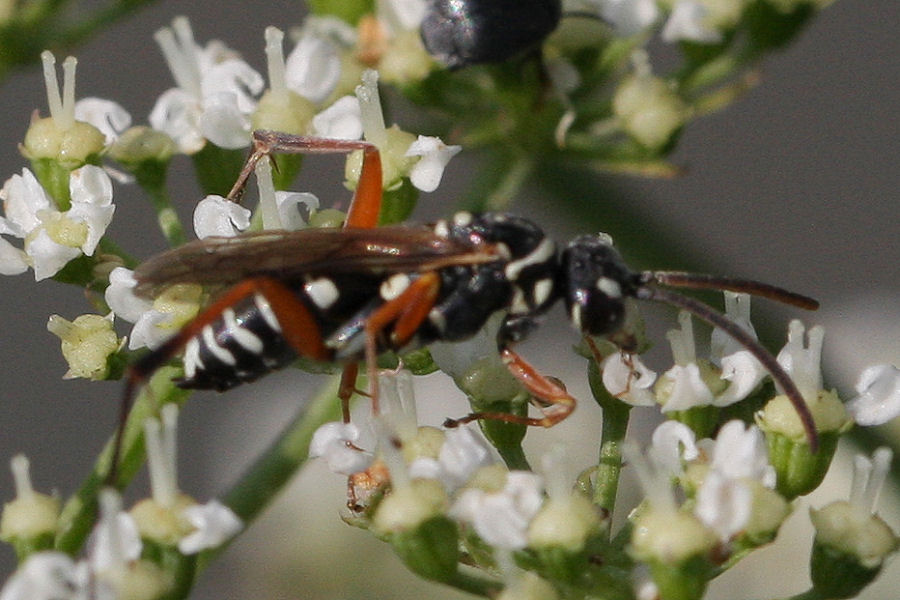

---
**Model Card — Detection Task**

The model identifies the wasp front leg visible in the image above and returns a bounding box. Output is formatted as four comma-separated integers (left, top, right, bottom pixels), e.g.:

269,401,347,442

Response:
443,348,577,429
228,130,384,229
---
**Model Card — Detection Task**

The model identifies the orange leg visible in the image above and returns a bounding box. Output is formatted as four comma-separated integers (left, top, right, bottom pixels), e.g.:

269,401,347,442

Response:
228,131,383,229
444,348,577,428
360,272,442,414
110,276,332,485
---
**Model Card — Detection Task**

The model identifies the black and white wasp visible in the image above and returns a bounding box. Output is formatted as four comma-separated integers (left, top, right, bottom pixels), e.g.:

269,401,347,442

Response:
111,131,820,482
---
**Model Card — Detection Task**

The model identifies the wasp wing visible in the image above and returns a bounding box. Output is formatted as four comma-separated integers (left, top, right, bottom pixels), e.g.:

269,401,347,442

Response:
133,226,494,297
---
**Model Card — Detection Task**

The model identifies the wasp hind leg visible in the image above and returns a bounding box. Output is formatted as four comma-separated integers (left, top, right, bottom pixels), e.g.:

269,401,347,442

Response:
443,348,577,429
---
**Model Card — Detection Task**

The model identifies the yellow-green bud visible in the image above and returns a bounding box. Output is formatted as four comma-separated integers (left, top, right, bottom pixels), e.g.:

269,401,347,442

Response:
631,509,717,565
402,426,446,463
308,208,347,228
372,479,448,534
378,30,435,86
811,502,898,569
612,73,688,150
0,456,60,558
22,117,105,168
498,572,559,600
758,389,850,440
345,125,417,191
47,313,122,380
528,494,603,551
742,481,791,544
109,126,177,166
130,493,196,546
151,284,204,332
113,559,174,600
252,89,316,135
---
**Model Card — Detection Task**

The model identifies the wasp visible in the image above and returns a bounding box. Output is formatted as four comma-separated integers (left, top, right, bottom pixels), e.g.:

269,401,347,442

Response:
109,130,819,482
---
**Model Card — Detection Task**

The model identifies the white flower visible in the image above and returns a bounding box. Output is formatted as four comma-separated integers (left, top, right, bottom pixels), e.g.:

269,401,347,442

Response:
150,17,263,153
647,420,698,478
707,420,775,486
310,421,374,475
73,98,132,144
711,294,768,405
776,320,824,401
177,500,243,554
312,95,363,139
0,552,92,600
105,267,153,322
694,468,752,541
192,195,251,238
88,490,142,576
0,166,115,281
662,0,722,43
405,135,462,193
378,0,429,32
408,426,497,491
600,351,657,406
845,364,900,426
284,26,343,104
451,470,544,549
570,0,659,35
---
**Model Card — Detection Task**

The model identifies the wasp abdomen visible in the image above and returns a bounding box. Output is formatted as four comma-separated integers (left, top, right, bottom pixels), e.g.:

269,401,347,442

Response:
179,293,296,391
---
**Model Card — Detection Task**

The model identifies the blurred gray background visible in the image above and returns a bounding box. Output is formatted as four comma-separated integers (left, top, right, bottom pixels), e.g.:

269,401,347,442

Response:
0,1,897,598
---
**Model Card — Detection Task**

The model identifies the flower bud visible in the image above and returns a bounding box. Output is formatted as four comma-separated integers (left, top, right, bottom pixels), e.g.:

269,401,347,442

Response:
757,389,850,498
47,313,122,380
109,126,177,167
252,90,317,136
22,117,106,169
116,560,174,600
809,502,898,598
0,456,59,558
373,478,448,534
497,572,559,600
612,68,688,150
527,493,604,582
129,493,197,547
345,124,417,191
378,30,435,86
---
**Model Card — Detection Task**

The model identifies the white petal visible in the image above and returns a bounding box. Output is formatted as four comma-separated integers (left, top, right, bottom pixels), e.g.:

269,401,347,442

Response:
593,0,660,35
405,136,461,192
0,236,28,275
710,421,774,486
105,267,153,323
200,59,263,114
659,363,714,412
846,364,900,426
694,470,751,540
89,512,142,570
648,421,698,477
379,0,429,31
450,471,543,549
128,310,174,350
193,195,251,239
284,34,341,104
661,1,722,44
309,422,373,475
149,88,205,154
177,500,243,554
0,552,84,600
714,350,767,406
601,352,657,406
1,169,52,233
68,165,113,207
26,230,80,281
436,426,496,491
275,191,319,231
312,96,363,140
74,98,132,144
199,92,252,149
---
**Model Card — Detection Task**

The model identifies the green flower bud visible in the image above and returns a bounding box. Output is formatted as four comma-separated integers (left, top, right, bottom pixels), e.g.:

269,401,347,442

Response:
528,494,603,552
372,479,448,534
497,572,559,600
809,501,899,598
22,117,106,169
613,69,688,150
109,126,177,167
345,125,417,191
757,390,850,498
378,30,435,86
0,456,60,558
741,481,791,545
631,509,717,566
252,89,317,135
130,493,197,546
47,313,123,380
114,559,174,600
402,426,446,463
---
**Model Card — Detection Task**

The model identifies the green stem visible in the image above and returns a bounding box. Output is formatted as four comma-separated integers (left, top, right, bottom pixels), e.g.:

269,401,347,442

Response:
588,359,631,519
54,366,189,555
194,375,345,572
444,571,503,597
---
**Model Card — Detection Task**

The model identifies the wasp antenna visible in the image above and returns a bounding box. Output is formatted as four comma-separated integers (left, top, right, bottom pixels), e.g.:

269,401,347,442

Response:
636,285,819,452
648,271,819,311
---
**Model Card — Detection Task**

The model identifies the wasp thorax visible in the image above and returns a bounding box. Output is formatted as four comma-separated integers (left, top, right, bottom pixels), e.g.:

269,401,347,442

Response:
561,235,640,336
